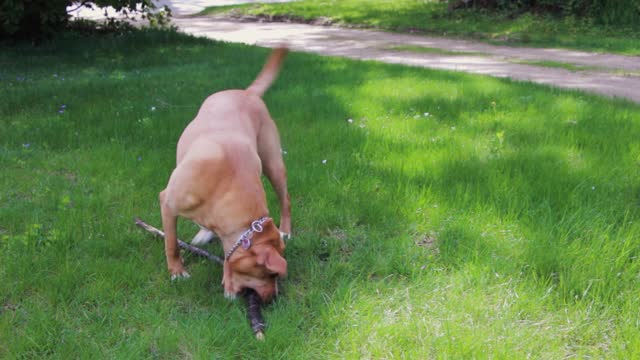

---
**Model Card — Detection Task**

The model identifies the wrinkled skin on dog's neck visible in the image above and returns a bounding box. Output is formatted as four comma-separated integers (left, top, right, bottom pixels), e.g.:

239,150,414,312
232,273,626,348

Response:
222,219,286,302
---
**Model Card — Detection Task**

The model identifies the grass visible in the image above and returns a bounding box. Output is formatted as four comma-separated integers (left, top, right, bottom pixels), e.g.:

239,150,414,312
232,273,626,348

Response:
390,44,601,71
1,29,640,358
508,59,596,71
201,0,640,56
508,59,604,72
388,45,489,57
511,63,640,78
508,60,640,76
391,46,640,75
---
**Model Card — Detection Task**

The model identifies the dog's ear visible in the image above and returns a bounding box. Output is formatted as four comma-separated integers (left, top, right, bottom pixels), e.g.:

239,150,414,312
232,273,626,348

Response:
257,249,287,278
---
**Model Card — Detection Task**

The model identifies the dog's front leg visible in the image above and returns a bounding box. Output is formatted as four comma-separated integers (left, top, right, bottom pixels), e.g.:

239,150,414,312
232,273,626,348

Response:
160,190,190,280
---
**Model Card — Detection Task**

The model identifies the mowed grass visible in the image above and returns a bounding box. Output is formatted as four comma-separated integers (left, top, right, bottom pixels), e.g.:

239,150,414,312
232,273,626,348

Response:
202,0,640,55
388,45,489,57
1,29,640,358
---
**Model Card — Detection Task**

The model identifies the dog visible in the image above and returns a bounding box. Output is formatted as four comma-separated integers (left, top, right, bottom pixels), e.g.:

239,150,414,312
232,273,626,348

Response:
159,48,291,302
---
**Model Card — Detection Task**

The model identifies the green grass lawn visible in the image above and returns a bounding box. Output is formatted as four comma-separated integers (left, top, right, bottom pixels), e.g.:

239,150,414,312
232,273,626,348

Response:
391,46,640,75
1,29,640,358
388,45,489,57
201,0,640,56
508,59,603,72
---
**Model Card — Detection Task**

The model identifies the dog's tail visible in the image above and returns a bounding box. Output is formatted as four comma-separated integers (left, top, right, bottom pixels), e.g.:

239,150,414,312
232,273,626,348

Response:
246,47,288,97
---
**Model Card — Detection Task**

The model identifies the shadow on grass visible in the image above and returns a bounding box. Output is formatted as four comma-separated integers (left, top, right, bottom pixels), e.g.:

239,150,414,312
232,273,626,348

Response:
0,28,386,356
330,63,640,303
1,28,639,357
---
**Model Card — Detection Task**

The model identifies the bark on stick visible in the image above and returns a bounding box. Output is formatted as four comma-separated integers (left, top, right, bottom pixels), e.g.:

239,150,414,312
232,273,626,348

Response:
134,217,223,265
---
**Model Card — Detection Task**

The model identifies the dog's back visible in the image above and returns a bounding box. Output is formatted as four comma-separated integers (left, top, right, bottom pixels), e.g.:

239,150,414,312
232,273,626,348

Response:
168,135,267,233
176,48,288,165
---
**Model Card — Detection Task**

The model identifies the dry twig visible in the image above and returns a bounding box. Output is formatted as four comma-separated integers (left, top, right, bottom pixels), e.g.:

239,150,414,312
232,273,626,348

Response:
134,218,223,264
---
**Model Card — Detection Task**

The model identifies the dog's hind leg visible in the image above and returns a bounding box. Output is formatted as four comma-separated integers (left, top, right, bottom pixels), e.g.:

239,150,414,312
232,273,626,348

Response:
257,114,292,239
264,161,291,239
191,224,218,246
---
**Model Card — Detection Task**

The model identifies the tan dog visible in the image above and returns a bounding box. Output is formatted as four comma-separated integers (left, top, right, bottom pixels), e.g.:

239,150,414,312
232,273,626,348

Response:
159,48,291,302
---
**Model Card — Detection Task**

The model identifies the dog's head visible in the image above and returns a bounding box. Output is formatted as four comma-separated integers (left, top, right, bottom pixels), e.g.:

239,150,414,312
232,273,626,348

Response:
222,219,286,302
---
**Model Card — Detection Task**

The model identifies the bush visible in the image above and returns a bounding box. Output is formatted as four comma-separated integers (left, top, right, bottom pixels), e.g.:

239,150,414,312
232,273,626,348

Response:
0,0,166,41
451,0,640,26
0,0,70,40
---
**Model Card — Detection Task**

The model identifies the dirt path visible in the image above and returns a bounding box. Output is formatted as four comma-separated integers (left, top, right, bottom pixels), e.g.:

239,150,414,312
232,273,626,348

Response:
69,0,640,103
172,16,640,103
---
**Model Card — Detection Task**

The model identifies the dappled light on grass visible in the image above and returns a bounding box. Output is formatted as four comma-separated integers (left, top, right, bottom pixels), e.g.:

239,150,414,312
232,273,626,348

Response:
313,271,620,358
260,57,640,352
322,60,640,344
1,30,639,358
276,47,638,357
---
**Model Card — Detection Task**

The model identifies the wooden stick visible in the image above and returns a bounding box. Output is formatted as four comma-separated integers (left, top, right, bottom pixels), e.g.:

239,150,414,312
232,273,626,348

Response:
134,217,223,265
134,217,266,340
244,288,265,340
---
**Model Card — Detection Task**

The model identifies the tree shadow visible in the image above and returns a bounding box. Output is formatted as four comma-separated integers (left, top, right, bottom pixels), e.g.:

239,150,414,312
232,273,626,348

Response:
3,28,639,356
311,62,640,302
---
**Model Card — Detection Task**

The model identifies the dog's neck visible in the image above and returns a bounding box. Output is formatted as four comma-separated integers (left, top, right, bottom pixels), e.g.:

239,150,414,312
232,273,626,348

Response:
217,215,272,256
223,217,271,261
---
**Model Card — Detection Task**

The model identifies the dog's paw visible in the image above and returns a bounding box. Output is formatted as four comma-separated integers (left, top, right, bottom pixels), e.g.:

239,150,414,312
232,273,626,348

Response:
170,271,191,281
224,290,238,300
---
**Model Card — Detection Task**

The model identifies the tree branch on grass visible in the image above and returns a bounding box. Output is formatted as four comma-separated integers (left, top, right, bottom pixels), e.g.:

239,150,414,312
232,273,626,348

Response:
134,217,266,340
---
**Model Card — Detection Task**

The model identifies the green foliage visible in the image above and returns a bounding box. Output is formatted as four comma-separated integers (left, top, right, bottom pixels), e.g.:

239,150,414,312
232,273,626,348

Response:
458,0,640,26
0,0,70,40
0,0,168,41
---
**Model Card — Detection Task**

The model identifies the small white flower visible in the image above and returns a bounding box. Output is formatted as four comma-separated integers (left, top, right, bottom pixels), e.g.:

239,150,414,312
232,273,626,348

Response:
592,186,596,190
150,106,156,111
322,159,327,164
424,112,430,117
347,118,354,123
451,126,456,130
413,115,420,119
359,124,366,128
